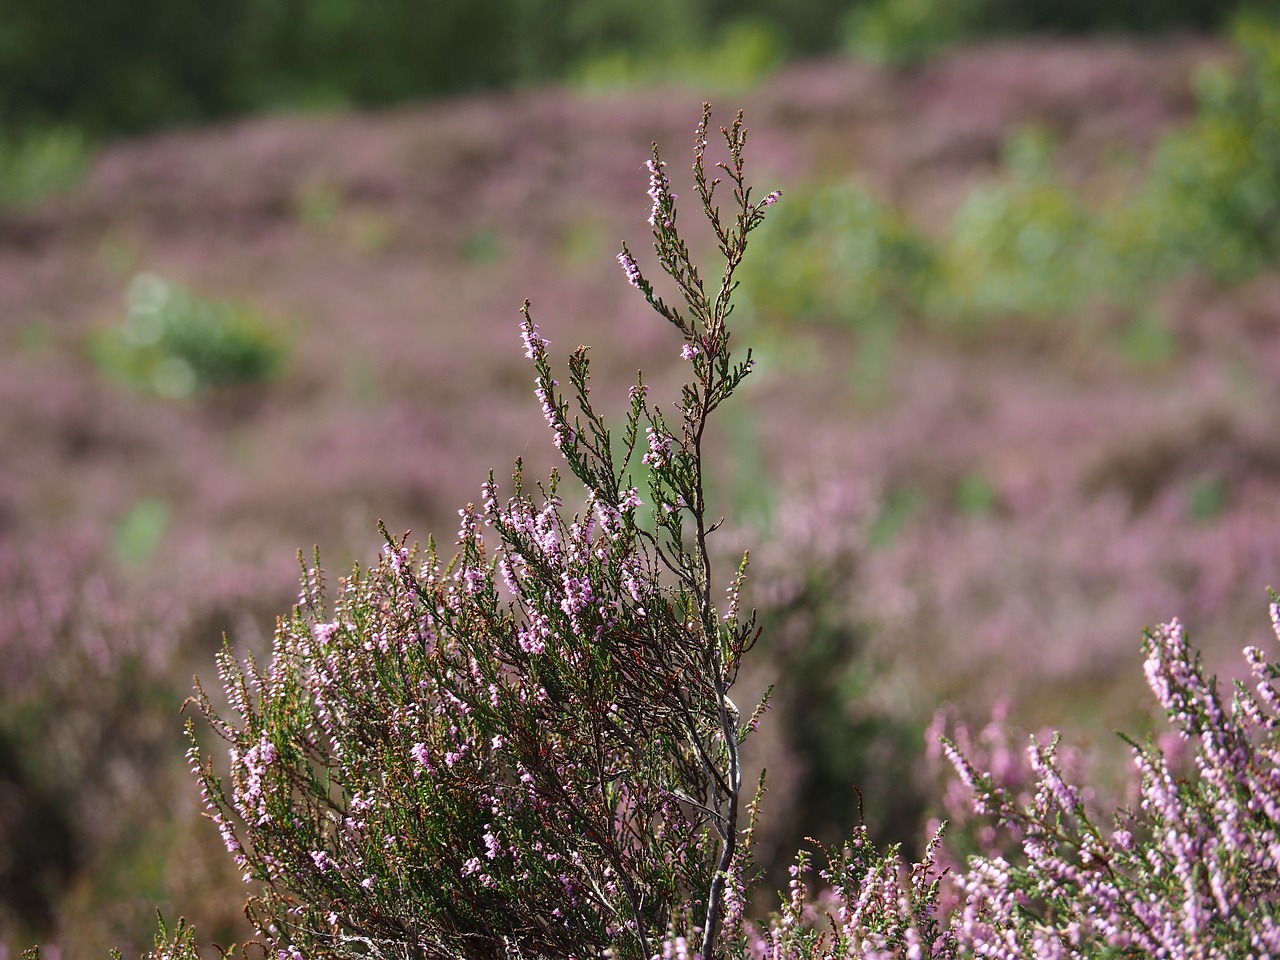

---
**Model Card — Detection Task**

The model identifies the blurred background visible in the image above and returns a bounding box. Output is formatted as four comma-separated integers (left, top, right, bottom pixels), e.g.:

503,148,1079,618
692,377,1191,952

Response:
3,0,1280,952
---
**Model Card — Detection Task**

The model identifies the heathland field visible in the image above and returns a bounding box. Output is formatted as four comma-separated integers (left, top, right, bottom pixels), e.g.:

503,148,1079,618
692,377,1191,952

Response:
5,22,1280,955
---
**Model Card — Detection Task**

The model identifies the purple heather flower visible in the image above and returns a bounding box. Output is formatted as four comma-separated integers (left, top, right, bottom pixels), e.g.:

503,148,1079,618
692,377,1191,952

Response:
617,250,643,288
642,427,672,468
410,741,430,775
646,158,675,228
519,315,547,359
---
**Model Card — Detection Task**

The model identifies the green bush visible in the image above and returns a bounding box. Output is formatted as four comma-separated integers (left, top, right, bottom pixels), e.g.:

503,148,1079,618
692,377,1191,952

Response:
928,127,1096,325
844,0,986,67
91,273,286,399
0,128,92,207
1137,13,1280,283
740,180,934,330
571,17,786,93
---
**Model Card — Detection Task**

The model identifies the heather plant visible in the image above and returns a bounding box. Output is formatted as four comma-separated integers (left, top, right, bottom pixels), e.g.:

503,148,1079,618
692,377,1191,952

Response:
0,536,195,946
189,105,780,960
699,600,1280,959
939,604,1280,957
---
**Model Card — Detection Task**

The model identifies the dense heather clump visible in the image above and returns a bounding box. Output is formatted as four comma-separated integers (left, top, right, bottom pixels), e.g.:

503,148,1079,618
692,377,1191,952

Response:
190,107,774,960
706,602,1280,959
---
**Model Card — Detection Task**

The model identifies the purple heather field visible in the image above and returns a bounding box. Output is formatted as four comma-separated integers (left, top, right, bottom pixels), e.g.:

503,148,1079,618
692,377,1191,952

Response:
4,34,1280,954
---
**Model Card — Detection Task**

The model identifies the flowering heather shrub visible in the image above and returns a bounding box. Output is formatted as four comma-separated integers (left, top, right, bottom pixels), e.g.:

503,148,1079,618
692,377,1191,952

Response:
705,601,1280,959
190,105,778,960
0,531,271,954
942,604,1280,957
165,103,1280,960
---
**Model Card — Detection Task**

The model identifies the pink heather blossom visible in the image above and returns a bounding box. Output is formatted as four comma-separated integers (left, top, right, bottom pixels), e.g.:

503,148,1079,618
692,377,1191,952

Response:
642,427,673,468
617,250,643,288
646,158,675,228
410,741,430,774
519,315,547,359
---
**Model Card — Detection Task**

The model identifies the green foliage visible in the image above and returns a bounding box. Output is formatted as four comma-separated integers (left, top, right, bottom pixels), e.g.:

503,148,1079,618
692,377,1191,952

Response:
572,17,786,93
92,273,286,399
867,487,925,548
113,498,171,566
1186,473,1230,521
749,17,1280,342
844,0,986,67
146,914,205,960
0,128,92,207
954,473,998,516
0,0,1250,142
929,127,1095,325
844,0,1238,66
460,227,504,265
1137,13,1280,283
742,180,934,330
0,0,255,136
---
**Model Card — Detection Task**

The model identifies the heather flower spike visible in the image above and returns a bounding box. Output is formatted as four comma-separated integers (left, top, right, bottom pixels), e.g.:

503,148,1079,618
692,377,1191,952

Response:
189,104,778,960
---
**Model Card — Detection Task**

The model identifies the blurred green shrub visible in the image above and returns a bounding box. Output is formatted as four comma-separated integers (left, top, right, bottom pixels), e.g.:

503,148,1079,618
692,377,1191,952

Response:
92,273,286,399
113,498,171,566
741,180,935,330
0,128,92,207
572,17,785,92
844,0,986,67
1135,13,1280,283
928,127,1096,325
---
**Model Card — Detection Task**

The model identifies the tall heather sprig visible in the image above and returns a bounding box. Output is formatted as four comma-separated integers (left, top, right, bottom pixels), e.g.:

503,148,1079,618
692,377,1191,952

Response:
189,104,779,960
